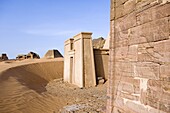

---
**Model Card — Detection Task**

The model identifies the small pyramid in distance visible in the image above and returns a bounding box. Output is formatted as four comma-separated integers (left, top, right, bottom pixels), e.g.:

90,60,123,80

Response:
44,49,63,59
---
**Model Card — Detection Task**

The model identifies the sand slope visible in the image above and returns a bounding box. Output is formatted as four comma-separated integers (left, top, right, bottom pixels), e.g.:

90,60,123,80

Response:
0,58,107,113
0,58,64,113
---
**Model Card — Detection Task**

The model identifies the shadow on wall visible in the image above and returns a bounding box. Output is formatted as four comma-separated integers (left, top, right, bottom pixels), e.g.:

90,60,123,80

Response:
94,49,109,83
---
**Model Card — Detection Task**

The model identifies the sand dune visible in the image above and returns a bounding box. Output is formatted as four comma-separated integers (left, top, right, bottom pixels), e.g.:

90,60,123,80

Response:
0,58,107,113
0,58,65,113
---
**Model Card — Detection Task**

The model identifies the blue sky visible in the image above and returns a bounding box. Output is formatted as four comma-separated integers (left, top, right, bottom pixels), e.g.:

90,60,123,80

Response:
0,0,110,59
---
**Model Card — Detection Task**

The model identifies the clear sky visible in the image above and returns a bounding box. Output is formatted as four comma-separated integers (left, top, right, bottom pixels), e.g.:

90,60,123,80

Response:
0,0,110,59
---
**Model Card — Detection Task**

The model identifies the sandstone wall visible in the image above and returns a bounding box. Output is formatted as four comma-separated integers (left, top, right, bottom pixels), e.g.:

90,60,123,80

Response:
64,32,96,87
107,0,170,113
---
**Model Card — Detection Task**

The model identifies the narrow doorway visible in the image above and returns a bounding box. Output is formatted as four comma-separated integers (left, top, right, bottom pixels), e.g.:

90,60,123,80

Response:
70,57,73,83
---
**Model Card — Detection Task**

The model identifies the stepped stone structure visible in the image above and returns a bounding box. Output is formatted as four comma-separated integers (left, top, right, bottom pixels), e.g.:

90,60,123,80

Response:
44,49,63,59
64,32,109,87
16,52,40,60
107,0,170,113
0,54,8,61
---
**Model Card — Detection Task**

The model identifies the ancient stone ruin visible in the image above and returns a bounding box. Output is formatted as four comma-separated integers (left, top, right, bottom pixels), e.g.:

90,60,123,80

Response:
92,37,105,49
0,53,8,61
64,32,109,88
44,49,63,59
16,51,40,60
107,0,170,113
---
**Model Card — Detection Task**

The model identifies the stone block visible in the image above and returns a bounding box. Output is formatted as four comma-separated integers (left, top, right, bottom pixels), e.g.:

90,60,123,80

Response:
154,39,170,63
169,16,170,33
146,90,170,112
151,17,169,41
115,12,136,31
115,0,128,7
153,3,170,20
115,75,140,86
119,91,139,101
128,24,148,45
147,80,162,92
115,30,129,46
160,64,170,81
113,107,125,113
140,91,148,105
137,39,170,63
129,17,169,45
115,45,138,61
115,71,135,78
110,8,115,20
115,76,140,94
136,7,153,25
135,62,160,79
111,0,115,9
115,61,135,73
128,45,138,61
147,80,170,104
115,4,124,19
114,80,139,94
136,0,159,10
123,0,136,15
137,42,155,62
125,99,148,113
137,2,170,25
115,46,129,60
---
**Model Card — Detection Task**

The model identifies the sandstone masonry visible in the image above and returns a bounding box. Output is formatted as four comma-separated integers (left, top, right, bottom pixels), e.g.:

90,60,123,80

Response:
107,0,170,113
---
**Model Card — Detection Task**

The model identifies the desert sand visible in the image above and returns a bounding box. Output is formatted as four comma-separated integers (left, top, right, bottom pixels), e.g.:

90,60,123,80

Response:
0,58,106,113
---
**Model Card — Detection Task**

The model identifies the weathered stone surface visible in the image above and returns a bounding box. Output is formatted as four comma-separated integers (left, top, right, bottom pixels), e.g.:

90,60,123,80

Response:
64,32,96,88
92,37,105,49
115,0,128,7
123,0,136,15
114,44,138,61
115,62,134,73
137,42,155,62
0,54,8,61
115,30,129,47
16,51,40,60
27,52,40,59
119,91,139,101
137,2,170,25
146,87,170,112
115,12,136,32
114,80,140,94
137,39,170,63
115,5,124,19
115,46,129,61
135,62,160,79
107,1,170,113
136,0,159,10
127,45,138,61
103,33,110,49
160,64,170,81
154,39,170,63
115,75,140,85
110,7,115,20
114,75,140,94
129,17,169,45
44,49,63,59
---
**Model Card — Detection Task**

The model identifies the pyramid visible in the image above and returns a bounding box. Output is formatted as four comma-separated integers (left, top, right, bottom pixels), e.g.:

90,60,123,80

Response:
44,49,63,59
